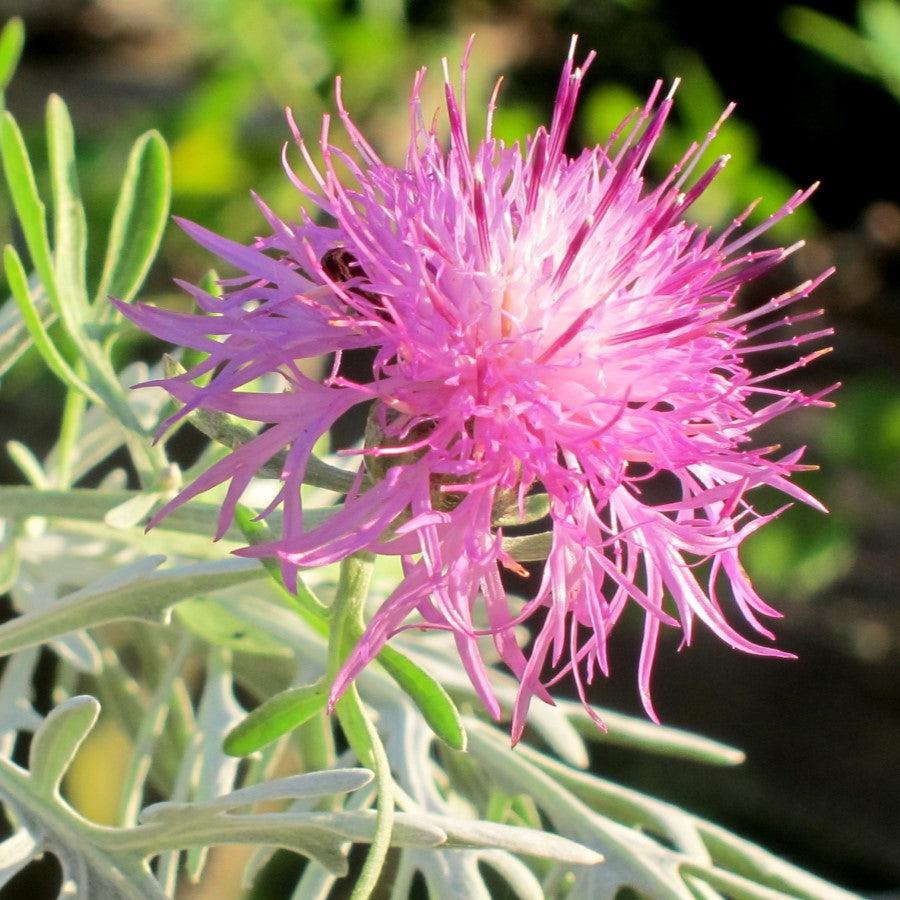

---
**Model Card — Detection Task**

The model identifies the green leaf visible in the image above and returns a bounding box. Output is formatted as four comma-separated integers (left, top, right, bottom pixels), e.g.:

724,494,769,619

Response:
176,597,292,659
0,485,329,544
327,553,395,900
46,94,88,314
502,530,551,562
694,818,860,900
2,108,161,460
561,700,746,767
95,130,170,305
0,485,163,524
28,695,99,798
0,282,55,378
377,646,466,751
234,503,330,622
434,815,602,865
224,681,328,756
0,112,59,310
5,440,47,487
863,0,900,97
3,245,99,403
0,556,265,659
0,526,19,594
0,646,41,736
131,805,444,877
782,6,877,78
198,267,222,298
0,17,24,95
681,862,811,900
140,770,373,824
139,768,437,882
102,490,163,529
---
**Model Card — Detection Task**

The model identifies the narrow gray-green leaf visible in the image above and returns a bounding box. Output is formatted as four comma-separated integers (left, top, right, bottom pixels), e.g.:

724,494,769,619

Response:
0,557,265,658
47,94,88,314
0,485,331,543
28,695,99,797
695,819,860,900
140,769,372,825
103,490,162,529
681,862,824,900
434,815,602,865
0,281,55,378
0,111,58,309
224,682,328,757
0,646,41,736
140,770,374,824
0,486,157,524
562,700,746,767
378,645,466,751
3,245,98,402
95,130,170,305
126,809,445,877
0,530,19,595
477,851,544,900
6,440,48,486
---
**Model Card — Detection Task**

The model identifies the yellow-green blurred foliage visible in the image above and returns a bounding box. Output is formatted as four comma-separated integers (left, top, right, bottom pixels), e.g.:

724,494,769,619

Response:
64,717,133,826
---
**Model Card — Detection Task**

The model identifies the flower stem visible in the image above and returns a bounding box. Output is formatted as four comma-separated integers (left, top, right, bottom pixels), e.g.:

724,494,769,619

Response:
328,552,394,900
296,710,335,777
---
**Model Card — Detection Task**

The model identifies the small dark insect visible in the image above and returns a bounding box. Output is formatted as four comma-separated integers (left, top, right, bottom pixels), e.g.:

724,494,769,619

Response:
321,247,366,285
320,247,388,317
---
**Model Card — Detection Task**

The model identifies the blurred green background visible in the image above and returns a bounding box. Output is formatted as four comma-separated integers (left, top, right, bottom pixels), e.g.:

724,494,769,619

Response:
0,0,897,896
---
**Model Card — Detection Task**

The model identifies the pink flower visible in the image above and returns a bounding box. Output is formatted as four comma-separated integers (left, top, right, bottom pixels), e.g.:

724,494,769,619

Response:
119,38,835,740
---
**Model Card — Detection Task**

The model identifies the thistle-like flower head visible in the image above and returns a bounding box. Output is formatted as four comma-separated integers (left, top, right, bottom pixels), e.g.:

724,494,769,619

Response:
120,38,835,740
